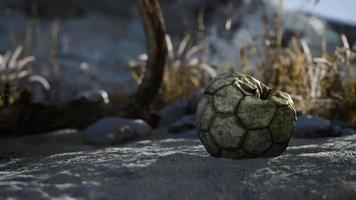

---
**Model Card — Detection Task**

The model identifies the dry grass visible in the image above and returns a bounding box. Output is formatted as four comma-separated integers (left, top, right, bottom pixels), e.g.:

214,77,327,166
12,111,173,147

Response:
239,11,356,122
0,46,50,105
130,2,356,122
129,34,217,105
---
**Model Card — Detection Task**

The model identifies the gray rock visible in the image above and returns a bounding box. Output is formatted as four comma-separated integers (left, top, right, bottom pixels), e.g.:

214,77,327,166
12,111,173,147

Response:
294,115,342,138
187,90,204,114
83,117,152,145
177,129,198,139
75,89,110,104
158,99,189,127
168,115,196,134
0,129,95,158
341,128,356,136
331,120,356,129
158,90,205,127
1,135,356,199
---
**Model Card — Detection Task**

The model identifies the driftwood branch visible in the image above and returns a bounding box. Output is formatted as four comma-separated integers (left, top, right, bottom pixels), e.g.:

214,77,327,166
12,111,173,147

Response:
0,101,123,135
0,0,167,136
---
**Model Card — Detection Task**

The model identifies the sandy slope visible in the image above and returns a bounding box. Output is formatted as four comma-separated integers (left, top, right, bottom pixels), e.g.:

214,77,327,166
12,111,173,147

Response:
0,134,356,200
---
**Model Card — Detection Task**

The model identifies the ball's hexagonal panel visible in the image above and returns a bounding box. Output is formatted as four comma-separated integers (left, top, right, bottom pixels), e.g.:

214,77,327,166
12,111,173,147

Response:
269,106,296,143
269,91,294,106
210,115,246,149
206,73,237,94
213,85,244,113
196,95,215,131
261,142,289,157
221,149,247,159
237,96,276,129
243,128,272,155
199,131,221,156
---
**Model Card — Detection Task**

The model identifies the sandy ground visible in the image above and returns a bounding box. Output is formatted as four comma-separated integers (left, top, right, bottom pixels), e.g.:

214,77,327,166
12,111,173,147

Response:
0,130,355,200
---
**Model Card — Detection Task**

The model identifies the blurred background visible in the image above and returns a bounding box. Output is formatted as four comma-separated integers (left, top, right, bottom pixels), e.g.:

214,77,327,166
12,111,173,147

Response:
0,0,355,121
1,1,356,197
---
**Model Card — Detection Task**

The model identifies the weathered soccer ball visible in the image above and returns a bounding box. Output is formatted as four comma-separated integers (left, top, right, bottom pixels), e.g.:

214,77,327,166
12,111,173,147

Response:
196,72,296,159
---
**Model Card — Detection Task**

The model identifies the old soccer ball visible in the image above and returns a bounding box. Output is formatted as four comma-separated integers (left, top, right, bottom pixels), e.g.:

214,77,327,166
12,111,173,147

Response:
196,72,296,159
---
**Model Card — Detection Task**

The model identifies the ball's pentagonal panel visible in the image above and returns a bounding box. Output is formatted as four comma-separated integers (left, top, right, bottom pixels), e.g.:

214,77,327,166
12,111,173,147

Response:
196,95,215,131
237,96,276,129
210,115,246,149
199,131,221,156
269,106,296,143
243,128,272,155
206,72,237,94
213,85,244,113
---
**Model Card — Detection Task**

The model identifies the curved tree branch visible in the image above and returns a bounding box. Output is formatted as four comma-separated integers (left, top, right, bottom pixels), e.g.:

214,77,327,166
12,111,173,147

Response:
133,0,167,111
0,0,167,135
